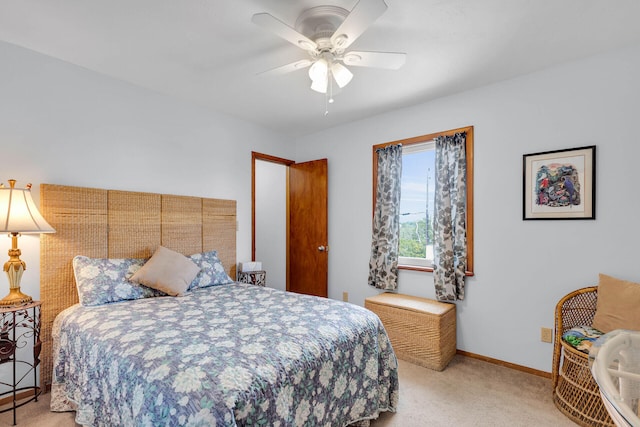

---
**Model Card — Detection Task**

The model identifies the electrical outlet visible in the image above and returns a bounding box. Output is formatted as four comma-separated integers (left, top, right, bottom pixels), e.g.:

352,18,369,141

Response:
541,327,553,343
342,292,349,302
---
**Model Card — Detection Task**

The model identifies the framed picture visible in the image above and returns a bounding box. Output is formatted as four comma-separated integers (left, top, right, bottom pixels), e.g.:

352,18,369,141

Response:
523,145,596,220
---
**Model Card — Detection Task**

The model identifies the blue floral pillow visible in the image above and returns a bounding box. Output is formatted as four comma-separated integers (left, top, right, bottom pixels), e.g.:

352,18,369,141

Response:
73,256,164,306
187,250,234,290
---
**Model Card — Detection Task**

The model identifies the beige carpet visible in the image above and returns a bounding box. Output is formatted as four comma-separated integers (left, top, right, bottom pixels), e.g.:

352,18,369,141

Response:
0,355,576,427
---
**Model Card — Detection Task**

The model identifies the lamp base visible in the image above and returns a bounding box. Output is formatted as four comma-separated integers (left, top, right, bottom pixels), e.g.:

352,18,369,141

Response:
2,233,32,306
0,288,33,306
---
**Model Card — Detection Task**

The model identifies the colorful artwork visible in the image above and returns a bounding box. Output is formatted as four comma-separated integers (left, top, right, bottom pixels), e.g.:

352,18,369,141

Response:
523,146,595,220
535,162,580,208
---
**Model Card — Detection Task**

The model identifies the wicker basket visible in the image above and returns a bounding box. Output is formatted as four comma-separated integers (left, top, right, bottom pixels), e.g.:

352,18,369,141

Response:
552,286,614,427
554,342,615,426
365,293,456,371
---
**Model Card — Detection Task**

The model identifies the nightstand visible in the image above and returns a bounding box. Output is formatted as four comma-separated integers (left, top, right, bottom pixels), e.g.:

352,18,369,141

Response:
237,270,266,286
0,301,41,426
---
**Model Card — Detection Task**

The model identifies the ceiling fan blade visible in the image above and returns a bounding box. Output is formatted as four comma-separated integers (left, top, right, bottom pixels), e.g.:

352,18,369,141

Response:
258,59,313,76
342,51,406,70
330,0,388,50
252,13,318,51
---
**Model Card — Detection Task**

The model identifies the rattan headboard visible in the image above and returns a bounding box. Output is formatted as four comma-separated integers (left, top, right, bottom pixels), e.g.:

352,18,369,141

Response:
39,184,237,389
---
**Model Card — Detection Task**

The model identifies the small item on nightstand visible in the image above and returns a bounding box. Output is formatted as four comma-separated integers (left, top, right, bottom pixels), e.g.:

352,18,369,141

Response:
237,270,266,286
238,261,262,272
237,261,266,286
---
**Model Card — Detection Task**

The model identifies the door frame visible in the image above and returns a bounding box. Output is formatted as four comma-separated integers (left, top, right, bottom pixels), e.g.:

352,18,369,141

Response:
251,151,295,290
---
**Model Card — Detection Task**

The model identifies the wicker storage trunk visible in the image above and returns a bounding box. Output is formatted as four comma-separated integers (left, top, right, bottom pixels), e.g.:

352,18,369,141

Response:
365,293,456,371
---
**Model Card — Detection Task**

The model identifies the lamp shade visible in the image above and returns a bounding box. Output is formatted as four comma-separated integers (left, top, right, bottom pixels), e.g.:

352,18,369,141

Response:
0,180,55,234
310,76,328,93
309,59,329,93
308,58,328,82
331,62,353,88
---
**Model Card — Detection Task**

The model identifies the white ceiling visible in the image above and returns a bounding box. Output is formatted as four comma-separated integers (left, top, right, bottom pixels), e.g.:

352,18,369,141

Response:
2,0,640,137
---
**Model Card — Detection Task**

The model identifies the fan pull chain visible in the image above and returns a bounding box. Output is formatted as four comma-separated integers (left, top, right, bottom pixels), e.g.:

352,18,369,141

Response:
324,91,329,116
324,70,335,116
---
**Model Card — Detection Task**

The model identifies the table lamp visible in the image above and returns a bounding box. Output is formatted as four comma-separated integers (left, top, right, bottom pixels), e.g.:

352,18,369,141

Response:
0,179,55,306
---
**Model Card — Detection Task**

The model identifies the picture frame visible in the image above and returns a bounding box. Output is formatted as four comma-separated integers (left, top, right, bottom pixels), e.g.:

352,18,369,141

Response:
523,145,596,220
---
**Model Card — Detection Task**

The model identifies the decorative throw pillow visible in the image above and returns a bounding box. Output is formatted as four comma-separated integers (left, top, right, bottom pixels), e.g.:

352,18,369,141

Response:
129,246,200,296
592,273,640,333
73,256,163,306
188,250,234,290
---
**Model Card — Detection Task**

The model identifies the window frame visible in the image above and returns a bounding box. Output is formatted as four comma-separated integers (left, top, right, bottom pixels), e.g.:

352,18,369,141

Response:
372,126,474,276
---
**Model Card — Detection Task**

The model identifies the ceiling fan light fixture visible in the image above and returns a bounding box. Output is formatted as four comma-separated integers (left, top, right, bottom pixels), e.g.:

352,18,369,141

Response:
331,62,353,88
308,58,328,82
253,0,404,106
310,75,328,93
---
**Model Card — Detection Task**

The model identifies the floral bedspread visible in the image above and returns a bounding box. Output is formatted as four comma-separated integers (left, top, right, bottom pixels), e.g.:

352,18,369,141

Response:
51,283,398,426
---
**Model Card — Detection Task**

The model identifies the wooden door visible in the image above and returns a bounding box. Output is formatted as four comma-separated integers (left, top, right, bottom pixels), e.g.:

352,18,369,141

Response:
289,159,328,297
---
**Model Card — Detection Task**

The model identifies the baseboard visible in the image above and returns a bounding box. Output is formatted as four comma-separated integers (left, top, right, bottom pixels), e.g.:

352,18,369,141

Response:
0,388,39,406
456,350,552,379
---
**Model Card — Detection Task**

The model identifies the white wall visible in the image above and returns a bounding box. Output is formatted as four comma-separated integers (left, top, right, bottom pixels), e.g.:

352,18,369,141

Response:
294,43,640,372
3,37,639,374
255,160,287,290
0,41,294,302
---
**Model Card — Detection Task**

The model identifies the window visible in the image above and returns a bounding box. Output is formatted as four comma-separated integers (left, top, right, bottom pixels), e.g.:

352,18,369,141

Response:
372,126,474,275
399,141,435,268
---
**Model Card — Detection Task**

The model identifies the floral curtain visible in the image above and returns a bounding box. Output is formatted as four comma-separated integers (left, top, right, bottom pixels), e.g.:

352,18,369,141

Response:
433,133,467,301
368,144,402,290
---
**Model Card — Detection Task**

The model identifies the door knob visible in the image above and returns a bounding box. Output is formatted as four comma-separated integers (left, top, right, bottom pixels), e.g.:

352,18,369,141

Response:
318,245,328,252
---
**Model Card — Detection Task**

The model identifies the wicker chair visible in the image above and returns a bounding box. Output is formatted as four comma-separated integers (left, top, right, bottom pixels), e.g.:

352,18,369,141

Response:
552,286,614,427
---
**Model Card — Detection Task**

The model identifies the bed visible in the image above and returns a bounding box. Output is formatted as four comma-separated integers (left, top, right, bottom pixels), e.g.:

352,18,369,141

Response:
39,184,398,426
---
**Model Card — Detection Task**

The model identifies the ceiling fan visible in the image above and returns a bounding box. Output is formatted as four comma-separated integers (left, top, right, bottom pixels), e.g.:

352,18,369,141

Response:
252,0,406,97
